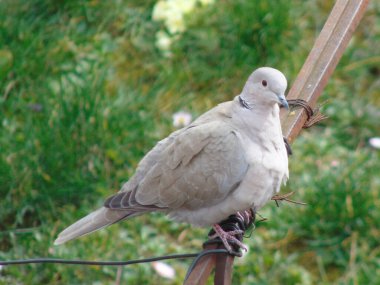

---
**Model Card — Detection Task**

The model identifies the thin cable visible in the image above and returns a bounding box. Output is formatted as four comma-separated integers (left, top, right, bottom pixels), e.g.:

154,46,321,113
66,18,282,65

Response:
0,249,230,267
0,253,197,266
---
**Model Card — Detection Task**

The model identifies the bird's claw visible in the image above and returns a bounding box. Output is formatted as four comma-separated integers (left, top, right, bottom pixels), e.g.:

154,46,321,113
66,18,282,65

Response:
208,224,248,253
236,210,252,222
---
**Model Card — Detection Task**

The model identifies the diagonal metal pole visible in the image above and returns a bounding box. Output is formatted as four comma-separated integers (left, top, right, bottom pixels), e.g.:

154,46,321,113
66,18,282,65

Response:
184,243,233,285
184,0,369,284
281,0,370,142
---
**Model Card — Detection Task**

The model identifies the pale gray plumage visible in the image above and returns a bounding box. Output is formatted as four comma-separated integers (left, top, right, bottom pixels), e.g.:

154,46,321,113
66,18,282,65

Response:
54,67,289,245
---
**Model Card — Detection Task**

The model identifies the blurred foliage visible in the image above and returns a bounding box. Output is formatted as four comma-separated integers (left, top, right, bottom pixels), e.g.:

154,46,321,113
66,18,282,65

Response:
0,0,379,284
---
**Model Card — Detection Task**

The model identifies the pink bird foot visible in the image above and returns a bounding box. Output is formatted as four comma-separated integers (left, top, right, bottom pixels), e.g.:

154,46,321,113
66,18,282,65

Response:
208,224,248,253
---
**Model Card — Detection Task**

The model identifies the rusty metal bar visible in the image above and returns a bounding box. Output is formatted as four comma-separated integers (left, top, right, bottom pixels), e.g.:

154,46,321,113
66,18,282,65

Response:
184,243,230,285
280,0,370,142
214,252,234,285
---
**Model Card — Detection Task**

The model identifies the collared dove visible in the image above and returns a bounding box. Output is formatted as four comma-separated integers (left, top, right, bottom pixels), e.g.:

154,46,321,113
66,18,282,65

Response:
54,67,289,249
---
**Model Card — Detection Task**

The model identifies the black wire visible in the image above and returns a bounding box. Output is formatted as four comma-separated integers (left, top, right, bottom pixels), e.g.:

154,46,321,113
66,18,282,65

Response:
0,249,230,267
0,253,196,266
1,212,255,279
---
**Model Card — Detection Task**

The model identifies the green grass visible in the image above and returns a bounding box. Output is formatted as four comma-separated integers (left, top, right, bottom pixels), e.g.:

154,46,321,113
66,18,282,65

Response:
1,0,380,284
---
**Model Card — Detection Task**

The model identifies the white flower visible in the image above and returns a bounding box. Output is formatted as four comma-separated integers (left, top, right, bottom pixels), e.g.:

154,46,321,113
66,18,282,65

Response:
152,0,216,51
152,261,175,279
174,0,197,14
165,12,185,34
152,1,169,21
199,0,215,5
369,137,380,149
156,31,172,51
152,0,206,35
173,111,192,127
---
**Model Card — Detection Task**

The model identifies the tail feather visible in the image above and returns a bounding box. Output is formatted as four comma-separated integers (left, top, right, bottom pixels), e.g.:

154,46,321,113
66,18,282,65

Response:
54,207,135,245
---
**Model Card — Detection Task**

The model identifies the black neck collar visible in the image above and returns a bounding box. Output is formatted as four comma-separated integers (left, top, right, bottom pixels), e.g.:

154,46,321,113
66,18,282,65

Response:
238,95,252,110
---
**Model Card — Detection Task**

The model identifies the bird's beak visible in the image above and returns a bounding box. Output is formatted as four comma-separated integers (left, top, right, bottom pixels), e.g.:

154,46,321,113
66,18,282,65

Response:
277,94,289,110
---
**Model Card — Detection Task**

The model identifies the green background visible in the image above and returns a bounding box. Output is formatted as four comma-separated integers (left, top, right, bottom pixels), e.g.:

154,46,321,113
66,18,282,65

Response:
0,0,379,284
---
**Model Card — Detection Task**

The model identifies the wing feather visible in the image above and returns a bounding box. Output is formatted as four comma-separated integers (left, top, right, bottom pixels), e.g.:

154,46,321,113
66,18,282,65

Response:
104,104,247,213
135,121,249,210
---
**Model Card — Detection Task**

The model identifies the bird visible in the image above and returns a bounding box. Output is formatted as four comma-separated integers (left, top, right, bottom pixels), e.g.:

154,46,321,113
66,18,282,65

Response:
54,67,290,251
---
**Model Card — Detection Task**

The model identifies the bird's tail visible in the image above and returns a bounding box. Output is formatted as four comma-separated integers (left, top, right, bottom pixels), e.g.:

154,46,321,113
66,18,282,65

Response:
54,207,138,245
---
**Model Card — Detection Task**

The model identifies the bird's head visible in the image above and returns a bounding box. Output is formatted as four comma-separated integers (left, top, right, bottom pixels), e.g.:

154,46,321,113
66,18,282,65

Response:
241,67,289,110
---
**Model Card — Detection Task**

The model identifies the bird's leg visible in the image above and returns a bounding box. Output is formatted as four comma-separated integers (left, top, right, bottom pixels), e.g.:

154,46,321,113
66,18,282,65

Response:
207,210,254,253
208,224,247,253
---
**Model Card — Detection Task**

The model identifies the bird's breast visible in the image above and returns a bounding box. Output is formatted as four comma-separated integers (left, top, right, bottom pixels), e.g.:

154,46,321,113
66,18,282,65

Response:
233,130,288,210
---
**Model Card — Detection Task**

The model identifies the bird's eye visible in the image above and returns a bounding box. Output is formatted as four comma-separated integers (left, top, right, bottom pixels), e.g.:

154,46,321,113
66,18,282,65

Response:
262,80,267,87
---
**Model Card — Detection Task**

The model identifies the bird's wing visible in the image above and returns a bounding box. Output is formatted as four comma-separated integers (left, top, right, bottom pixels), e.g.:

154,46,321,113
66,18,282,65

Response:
106,119,249,211
54,105,242,245
119,128,184,194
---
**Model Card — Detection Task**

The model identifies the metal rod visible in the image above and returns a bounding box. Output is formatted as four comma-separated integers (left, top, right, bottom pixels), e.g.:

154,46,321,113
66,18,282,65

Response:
214,253,234,285
280,0,370,142
184,243,219,285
